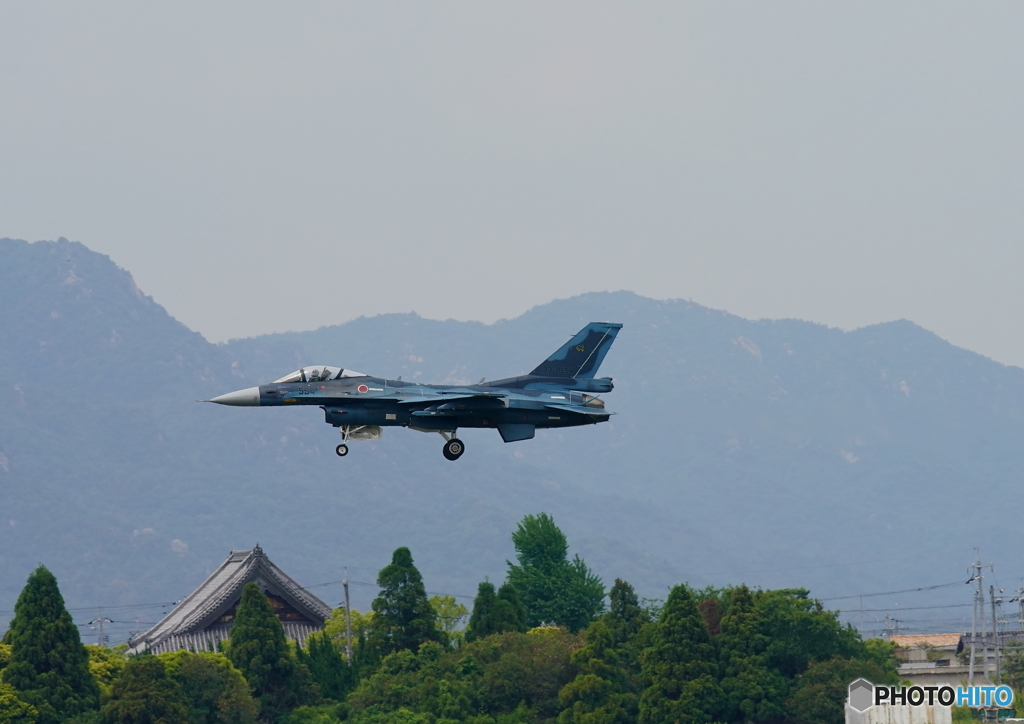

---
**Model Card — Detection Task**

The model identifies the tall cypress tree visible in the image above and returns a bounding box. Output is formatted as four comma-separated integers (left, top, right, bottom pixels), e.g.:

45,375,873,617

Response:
368,547,441,656
638,585,723,724
717,585,788,723
3,565,99,724
494,583,527,634
465,582,498,642
228,582,310,722
466,582,526,642
604,579,649,647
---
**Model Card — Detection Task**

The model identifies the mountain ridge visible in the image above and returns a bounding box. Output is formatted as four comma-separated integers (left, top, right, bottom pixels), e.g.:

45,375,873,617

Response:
2,237,1021,642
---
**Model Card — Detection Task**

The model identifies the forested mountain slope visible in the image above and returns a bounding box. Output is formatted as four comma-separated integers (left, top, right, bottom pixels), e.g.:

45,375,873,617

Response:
2,237,1022,639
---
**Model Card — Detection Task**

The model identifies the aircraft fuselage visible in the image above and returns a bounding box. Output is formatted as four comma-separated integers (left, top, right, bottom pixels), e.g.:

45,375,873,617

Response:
207,321,621,460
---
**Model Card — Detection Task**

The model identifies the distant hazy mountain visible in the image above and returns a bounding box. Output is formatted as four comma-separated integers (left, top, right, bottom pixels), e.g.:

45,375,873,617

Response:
2,237,1021,642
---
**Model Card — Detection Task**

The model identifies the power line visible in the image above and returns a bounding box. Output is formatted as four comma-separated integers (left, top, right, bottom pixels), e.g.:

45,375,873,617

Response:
0,601,179,617
307,578,475,600
837,603,973,613
821,580,966,602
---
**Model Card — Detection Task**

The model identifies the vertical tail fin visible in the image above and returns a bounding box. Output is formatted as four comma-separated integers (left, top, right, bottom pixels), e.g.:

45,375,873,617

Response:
529,322,623,379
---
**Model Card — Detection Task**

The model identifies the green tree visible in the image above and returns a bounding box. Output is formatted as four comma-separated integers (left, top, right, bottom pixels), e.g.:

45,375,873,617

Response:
430,596,469,646
603,580,651,649
638,585,722,724
494,585,527,635
0,683,38,724
323,608,373,646
466,583,498,642
99,656,189,724
468,582,527,644
228,582,315,722
368,548,442,656
160,650,258,724
784,655,897,724
322,607,378,681
296,632,354,703
85,645,128,700
557,620,637,724
505,514,605,632
716,585,787,723
3,565,100,724
754,588,860,679
562,578,654,724
345,627,581,722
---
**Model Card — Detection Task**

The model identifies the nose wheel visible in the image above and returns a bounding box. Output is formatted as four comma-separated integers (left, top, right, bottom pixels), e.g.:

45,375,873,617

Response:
336,444,349,457
442,438,465,461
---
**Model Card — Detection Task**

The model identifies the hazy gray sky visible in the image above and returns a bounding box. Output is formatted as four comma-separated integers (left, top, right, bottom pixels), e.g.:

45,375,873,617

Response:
3,3,1023,364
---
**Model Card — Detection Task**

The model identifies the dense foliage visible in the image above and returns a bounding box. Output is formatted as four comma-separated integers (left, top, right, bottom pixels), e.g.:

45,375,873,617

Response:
465,583,526,643
506,514,605,632
99,656,189,724
228,583,317,722
160,651,259,724
1,567,99,724
0,514,900,724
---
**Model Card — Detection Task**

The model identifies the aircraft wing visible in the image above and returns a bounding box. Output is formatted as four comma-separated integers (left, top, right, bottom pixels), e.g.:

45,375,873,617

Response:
544,403,614,416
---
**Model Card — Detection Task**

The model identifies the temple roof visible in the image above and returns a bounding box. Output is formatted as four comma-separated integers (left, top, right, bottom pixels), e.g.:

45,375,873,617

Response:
128,546,332,654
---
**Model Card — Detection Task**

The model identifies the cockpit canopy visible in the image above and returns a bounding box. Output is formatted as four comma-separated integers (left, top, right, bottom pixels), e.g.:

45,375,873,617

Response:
273,366,366,383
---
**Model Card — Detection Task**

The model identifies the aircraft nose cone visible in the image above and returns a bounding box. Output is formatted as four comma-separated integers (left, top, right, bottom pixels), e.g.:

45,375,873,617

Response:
209,387,261,406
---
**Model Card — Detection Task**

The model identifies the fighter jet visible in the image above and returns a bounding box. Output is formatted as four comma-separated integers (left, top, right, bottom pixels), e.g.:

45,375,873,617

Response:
206,322,622,460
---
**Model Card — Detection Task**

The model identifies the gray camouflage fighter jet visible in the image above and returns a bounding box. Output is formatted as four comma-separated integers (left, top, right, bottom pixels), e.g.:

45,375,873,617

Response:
206,322,622,460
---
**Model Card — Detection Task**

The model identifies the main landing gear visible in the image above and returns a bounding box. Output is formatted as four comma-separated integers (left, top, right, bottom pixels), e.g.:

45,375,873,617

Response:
336,444,349,457
440,431,465,461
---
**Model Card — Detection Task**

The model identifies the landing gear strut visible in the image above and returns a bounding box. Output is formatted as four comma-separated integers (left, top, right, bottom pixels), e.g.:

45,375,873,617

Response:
440,431,465,461
337,427,351,458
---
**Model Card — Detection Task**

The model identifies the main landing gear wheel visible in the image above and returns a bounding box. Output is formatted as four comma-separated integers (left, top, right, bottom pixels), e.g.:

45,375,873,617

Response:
442,438,465,461
336,444,349,457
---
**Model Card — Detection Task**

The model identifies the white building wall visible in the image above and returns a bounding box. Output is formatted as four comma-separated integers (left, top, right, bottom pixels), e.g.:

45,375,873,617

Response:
846,703,952,724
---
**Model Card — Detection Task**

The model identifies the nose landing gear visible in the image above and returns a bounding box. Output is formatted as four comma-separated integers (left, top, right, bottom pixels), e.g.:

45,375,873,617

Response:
337,426,352,458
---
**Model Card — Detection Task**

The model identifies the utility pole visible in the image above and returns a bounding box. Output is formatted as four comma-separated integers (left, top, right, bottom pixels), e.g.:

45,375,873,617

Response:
343,568,353,662
89,613,112,647
991,585,1001,684
969,554,985,686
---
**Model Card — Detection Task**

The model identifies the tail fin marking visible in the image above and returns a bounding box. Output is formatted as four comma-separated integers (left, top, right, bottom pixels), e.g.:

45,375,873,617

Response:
529,322,623,379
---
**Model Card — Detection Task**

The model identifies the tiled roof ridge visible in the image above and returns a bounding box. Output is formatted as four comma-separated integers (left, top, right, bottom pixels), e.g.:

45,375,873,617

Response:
127,548,249,649
259,554,332,619
128,546,332,652
175,550,262,633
